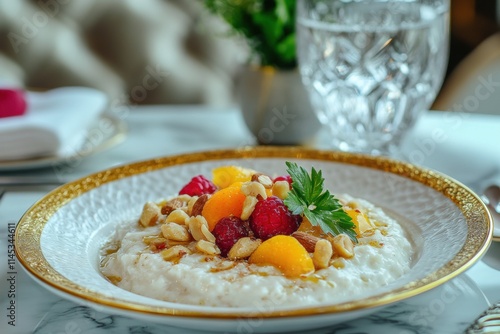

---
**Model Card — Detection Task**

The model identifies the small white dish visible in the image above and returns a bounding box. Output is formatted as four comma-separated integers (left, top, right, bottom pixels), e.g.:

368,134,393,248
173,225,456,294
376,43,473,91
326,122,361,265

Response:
15,148,492,333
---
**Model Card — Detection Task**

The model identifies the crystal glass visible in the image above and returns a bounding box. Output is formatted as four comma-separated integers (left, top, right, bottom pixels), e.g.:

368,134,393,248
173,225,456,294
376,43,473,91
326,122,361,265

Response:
296,0,450,156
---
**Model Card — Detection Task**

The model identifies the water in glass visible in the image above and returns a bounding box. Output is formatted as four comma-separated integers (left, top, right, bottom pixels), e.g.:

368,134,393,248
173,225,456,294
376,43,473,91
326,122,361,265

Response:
297,0,449,155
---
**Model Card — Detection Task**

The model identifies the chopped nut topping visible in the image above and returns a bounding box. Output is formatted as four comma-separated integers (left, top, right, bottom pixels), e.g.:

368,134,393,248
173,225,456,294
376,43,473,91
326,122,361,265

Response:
228,237,261,260
161,198,185,215
313,239,333,269
187,215,210,241
241,181,267,199
240,196,258,220
330,258,345,269
331,234,354,258
186,196,199,216
161,222,191,241
196,240,221,255
191,194,209,217
272,180,290,200
251,173,264,182
165,209,189,225
200,224,216,243
257,175,273,189
143,236,168,251
139,202,161,227
291,231,320,253
160,245,190,261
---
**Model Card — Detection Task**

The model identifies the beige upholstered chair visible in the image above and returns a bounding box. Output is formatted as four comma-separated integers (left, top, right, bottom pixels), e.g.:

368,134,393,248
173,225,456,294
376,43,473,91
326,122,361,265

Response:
0,0,246,106
433,32,500,115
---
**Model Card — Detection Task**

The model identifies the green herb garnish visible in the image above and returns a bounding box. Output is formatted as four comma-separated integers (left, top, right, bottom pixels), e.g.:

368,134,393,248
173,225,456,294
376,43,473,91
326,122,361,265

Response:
284,161,357,242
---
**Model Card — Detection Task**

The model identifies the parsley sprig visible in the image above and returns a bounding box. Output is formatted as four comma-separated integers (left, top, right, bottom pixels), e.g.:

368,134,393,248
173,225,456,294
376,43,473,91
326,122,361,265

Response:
284,162,357,242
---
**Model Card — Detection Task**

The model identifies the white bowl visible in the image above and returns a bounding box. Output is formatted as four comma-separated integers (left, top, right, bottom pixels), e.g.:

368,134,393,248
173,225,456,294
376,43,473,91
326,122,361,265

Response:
15,147,492,333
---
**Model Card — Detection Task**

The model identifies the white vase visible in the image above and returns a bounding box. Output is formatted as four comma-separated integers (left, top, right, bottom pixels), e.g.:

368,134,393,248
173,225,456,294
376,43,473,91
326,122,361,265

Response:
236,66,321,145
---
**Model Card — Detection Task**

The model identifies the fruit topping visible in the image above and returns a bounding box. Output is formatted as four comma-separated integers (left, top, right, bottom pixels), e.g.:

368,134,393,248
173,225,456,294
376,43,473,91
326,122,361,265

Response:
202,183,246,230
249,235,314,277
150,163,360,277
212,166,255,189
179,175,217,197
249,196,301,240
212,216,249,257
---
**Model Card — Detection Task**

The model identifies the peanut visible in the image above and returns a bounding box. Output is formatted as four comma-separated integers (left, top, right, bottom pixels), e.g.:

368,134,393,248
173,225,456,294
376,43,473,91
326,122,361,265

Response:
165,209,189,225
241,181,267,199
160,245,190,261
139,202,161,227
196,240,221,255
240,196,258,220
313,239,333,269
161,223,191,241
272,180,290,200
228,237,261,260
331,234,354,258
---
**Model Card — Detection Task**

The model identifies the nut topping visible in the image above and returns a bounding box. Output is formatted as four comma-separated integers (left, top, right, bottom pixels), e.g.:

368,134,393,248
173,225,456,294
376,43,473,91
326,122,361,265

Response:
143,236,168,251
291,231,320,253
161,198,184,215
228,237,261,260
272,180,290,200
240,196,258,220
196,240,221,255
160,245,190,261
331,234,354,258
241,181,267,199
191,194,209,217
256,174,273,188
139,202,161,227
187,215,208,241
313,239,333,269
186,196,199,216
161,223,191,241
200,224,216,243
165,209,189,225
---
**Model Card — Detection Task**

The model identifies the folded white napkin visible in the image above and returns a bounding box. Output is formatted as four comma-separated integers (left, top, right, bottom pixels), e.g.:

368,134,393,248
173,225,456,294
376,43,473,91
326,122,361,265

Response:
0,87,108,161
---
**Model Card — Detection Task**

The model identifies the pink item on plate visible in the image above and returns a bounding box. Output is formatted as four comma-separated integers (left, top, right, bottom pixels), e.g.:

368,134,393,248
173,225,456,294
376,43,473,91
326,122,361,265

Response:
0,88,28,118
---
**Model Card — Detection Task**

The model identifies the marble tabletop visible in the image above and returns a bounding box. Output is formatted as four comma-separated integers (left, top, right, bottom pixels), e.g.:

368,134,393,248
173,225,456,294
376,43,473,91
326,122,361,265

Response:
1,106,500,334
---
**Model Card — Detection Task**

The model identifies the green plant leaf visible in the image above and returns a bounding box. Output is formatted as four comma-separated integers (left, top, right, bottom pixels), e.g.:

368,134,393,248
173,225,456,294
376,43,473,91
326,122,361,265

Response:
284,162,358,242
204,0,297,68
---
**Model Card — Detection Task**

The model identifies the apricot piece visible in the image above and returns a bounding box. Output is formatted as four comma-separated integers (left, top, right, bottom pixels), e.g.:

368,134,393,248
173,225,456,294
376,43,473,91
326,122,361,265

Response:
202,182,246,231
249,235,314,277
212,166,255,189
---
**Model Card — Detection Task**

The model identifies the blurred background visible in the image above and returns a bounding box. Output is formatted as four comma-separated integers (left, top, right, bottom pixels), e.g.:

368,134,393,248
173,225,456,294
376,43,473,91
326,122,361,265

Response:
448,0,499,73
0,0,499,109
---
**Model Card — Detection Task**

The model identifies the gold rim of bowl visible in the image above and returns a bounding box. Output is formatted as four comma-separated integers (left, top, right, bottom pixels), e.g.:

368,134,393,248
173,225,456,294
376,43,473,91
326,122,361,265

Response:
14,147,493,319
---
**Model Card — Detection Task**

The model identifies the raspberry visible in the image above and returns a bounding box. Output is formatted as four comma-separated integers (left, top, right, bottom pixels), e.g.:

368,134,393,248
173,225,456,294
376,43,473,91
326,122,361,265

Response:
273,175,293,186
179,175,217,196
249,196,301,240
212,216,249,257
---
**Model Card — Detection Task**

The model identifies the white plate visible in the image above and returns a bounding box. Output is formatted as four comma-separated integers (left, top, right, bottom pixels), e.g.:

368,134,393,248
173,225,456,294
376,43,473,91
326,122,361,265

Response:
0,113,126,171
14,148,492,333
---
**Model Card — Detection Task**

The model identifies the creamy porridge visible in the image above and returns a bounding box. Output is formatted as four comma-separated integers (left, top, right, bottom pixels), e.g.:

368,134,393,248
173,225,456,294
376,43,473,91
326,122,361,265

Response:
100,164,412,307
